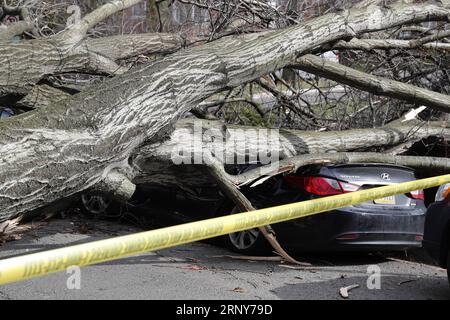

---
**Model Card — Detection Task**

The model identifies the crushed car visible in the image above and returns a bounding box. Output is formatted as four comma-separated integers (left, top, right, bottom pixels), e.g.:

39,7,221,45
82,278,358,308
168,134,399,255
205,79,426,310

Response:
80,163,427,255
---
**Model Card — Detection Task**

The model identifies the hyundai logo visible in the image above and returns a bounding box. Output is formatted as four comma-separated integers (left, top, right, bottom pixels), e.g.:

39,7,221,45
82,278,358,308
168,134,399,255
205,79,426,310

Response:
381,173,391,181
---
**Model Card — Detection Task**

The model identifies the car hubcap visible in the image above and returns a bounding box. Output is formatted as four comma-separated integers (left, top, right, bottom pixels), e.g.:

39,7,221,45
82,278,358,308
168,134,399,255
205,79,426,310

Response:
81,194,112,215
229,229,260,250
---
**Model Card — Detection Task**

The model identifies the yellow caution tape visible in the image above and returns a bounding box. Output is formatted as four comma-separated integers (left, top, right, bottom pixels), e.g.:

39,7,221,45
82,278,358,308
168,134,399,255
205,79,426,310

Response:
0,174,449,286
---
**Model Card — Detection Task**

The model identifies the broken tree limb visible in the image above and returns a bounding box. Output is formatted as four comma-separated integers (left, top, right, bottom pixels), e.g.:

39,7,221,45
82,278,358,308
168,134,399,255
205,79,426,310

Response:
205,154,309,266
292,54,450,113
127,119,450,191
2,1,450,98
410,29,450,48
94,171,137,203
225,152,450,187
330,38,450,51
144,119,450,165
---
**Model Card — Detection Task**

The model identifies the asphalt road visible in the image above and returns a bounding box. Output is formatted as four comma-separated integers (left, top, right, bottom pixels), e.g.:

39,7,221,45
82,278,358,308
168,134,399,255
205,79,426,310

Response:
0,216,449,300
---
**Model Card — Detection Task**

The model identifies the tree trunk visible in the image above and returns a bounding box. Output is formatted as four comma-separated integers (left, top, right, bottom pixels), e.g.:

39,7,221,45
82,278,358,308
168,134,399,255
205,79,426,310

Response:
1,2,450,221
130,119,449,187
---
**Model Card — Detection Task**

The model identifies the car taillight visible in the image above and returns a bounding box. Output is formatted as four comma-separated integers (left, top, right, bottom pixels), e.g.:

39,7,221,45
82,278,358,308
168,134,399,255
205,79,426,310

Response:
409,190,424,201
339,181,360,193
284,176,360,196
303,177,342,196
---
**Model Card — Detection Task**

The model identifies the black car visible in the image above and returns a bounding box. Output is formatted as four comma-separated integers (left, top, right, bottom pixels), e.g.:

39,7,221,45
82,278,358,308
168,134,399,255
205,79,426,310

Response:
218,163,426,254
80,163,427,255
423,183,450,284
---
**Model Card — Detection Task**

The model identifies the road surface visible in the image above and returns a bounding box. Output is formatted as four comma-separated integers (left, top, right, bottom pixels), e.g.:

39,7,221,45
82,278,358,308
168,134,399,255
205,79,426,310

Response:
0,215,449,300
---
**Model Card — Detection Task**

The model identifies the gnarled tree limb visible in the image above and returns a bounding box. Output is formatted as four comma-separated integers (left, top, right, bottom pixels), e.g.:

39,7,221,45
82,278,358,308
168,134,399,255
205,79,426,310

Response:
292,54,450,113
205,154,310,266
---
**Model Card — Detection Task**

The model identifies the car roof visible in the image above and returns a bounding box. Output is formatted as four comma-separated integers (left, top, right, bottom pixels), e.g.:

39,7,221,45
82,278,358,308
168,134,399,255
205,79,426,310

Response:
327,163,414,171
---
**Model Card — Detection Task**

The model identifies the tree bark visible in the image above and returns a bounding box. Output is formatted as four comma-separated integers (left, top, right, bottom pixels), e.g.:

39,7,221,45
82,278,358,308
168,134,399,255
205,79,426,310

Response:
293,54,450,113
85,33,188,61
330,38,450,51
0,0,148,99
131,119,450,187
205,155,309,266
225,152,450,187
1,2,450,221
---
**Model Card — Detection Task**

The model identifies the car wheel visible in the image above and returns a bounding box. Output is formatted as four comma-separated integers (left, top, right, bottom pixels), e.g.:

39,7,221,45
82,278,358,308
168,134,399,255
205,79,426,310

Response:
220,205,271,255
80,193,117,216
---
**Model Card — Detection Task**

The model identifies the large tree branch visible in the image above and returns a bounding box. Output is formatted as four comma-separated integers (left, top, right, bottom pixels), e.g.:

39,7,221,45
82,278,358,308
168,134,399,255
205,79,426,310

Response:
205,154,309,266
131,119,450,187
0,0,150,98
292,54,450,113
330,38,450,51
410,29,450,47
85,33,189,61
2,1,450,99
145,119,450,161
225,152,450,187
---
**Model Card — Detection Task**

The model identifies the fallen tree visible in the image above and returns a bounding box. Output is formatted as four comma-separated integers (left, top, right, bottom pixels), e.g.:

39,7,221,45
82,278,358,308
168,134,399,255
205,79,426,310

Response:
0,0,449,224
132,119,450,187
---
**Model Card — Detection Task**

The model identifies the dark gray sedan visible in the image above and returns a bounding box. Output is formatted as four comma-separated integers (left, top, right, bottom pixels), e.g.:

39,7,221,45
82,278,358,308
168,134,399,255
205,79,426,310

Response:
218,164,427,254
81,163,427,255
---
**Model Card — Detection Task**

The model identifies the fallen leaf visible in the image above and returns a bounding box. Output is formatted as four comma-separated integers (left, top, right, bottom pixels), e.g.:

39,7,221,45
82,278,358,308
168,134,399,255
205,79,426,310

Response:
0,218,33,245
232,287,245,293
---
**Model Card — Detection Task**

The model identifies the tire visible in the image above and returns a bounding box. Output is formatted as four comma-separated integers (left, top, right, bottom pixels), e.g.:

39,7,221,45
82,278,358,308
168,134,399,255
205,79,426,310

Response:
79,193,121,217
218,202,271,255
223,228,271,255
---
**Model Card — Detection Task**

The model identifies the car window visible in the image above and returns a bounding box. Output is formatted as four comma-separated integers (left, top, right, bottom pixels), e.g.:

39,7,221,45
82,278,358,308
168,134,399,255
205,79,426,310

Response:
0,108,14,119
